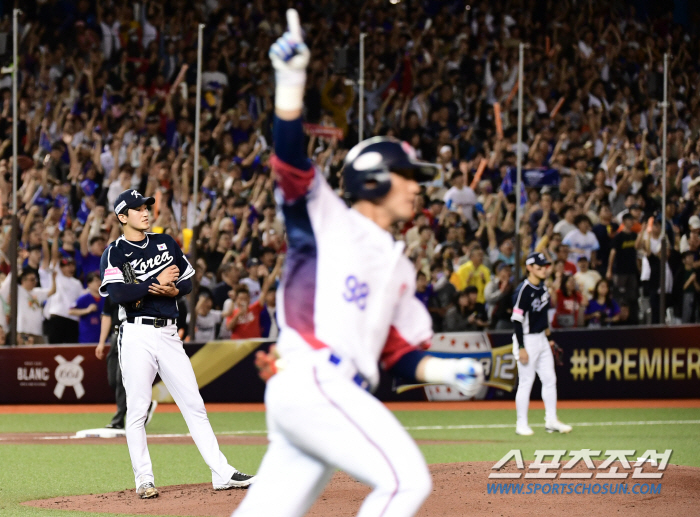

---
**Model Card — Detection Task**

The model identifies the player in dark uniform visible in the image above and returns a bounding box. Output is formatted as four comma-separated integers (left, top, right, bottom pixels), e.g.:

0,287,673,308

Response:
99,190,254,499
511,252,572,436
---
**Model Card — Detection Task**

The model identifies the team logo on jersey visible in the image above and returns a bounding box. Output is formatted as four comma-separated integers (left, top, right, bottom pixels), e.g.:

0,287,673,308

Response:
531,292,550,312
157,243,167,251
130,250,174,280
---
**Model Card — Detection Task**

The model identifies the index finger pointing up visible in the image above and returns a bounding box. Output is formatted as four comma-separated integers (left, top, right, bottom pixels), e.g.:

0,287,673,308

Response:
286,9,302,42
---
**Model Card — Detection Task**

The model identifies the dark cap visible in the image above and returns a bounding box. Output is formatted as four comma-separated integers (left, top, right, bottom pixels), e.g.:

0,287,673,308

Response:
60,256,75,266
114,189,155,216
496,262,513,272
526,252,551,267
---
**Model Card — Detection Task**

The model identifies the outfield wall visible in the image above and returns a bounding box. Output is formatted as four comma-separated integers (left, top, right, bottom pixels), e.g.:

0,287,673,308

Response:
0,325,698,404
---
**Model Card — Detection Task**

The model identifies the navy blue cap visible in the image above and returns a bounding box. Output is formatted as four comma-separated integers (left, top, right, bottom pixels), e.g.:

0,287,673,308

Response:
526,252,551,267
114,189,155,216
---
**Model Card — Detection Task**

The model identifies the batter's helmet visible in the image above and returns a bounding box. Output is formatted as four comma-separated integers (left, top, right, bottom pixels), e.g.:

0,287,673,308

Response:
342,137,439,201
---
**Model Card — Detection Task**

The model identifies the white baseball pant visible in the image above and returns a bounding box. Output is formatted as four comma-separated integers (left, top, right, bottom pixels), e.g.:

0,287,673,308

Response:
118,322,235,488
232,352,432,517
514,332,558,427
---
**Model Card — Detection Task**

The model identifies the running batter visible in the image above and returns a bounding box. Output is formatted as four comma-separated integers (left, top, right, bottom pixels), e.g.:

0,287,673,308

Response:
99,189,254,499
232,11,484,517
512,252,572,435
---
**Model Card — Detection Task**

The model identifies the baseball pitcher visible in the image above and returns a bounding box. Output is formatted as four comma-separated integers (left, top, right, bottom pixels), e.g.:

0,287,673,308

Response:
99,189,254,499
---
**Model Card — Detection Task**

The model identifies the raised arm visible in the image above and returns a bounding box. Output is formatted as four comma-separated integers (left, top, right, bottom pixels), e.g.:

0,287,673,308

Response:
268,11,315,202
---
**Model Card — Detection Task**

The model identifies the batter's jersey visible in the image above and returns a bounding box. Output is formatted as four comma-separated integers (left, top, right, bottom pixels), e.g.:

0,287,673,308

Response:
511,279,551,334
98,233,194,320
272,156,433,390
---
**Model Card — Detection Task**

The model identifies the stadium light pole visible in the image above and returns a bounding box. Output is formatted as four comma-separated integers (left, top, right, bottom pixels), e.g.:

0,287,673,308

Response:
514,42,525,282
188,23,205,340
659,53,669,325
358,33,366,142
9,9,21,346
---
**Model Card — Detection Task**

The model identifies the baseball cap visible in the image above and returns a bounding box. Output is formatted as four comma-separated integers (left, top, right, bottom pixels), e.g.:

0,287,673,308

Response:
526,252,551,267
60,256,75,267
114,189,155,216
689,215,700,230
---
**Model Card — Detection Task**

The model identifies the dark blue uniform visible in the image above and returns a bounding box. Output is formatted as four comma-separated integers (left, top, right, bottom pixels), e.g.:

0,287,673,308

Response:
511,279,551,348
99,233,194,319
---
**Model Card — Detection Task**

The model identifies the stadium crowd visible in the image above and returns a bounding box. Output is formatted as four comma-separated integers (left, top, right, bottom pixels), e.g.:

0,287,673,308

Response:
0,0,699,344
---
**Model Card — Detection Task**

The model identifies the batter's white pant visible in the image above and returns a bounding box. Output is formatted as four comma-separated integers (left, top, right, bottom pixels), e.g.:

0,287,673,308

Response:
513,332,558,427
232,351,432,517
118,322,235,488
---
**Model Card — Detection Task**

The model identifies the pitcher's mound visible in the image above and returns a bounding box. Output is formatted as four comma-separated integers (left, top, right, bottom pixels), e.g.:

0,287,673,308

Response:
24,462,700,516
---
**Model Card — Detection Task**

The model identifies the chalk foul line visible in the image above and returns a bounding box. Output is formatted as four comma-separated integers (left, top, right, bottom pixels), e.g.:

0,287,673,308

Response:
0,420,697,442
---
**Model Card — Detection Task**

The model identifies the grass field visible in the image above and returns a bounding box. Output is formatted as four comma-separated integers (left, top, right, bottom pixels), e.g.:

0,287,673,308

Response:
1,405,699,517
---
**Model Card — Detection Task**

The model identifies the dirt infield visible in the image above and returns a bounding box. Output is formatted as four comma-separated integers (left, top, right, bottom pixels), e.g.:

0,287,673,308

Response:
3,399,700,414
24,462,700,516
0,432,496,447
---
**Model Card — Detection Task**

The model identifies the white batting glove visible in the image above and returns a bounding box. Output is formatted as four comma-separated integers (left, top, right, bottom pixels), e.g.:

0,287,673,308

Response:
269,9,310,111
423,357,485,399
451,358,485,399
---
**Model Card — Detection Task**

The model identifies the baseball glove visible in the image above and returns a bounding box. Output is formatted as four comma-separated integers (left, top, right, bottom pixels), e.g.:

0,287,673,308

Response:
551,341,564,367
121,262,144,311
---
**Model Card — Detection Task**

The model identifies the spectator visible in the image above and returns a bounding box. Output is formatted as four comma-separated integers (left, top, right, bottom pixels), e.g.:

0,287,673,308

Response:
414,271,432,310
563,215,599,267
69,271,104,343
529,192,559,240
451,247,491,303
484,262,514,330
406,226,437,266
211,263,240,310
0,270,55,344
584,279,621,328
226,256,281,339
574,256,601,300
553,205,577,241
674,251,700,323
592,204,619,275
225,285,262,340
679,216,700,254
240,259,264,304
21,245,45,287
551,273,585,329
193,292,222,342
259,284,279,339
443,287,488,332
427,263,456,332
640,219,672,324
79,212,107,283
46,257,84,344
444,171,477,230
607,213,641,323
555,245,578,275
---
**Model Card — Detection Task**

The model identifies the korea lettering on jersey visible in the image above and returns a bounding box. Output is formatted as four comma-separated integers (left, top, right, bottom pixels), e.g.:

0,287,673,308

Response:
272,156,433,389
98,233,194,320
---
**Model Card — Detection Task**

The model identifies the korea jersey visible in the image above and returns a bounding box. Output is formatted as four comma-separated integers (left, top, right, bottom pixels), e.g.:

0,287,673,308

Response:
99,232,194,320
511,279,550,334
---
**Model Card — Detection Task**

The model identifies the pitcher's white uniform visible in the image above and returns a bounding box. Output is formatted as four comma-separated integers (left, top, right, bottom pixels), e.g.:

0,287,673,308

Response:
233,156,434,517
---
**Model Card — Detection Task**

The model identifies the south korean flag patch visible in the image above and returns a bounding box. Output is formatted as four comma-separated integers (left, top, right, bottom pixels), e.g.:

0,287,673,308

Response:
157,243,167,251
